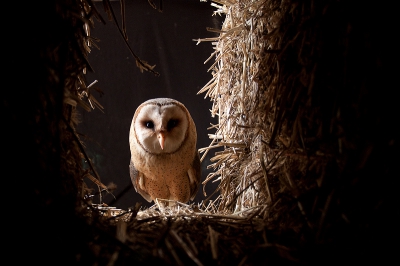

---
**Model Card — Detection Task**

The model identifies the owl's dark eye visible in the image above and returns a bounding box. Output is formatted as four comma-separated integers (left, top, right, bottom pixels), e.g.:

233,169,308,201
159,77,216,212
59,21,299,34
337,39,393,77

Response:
144,121,154,129
167,119,178,131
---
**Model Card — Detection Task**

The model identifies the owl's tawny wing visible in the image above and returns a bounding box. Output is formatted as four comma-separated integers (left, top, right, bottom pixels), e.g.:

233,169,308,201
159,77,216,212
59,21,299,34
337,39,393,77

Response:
188,150,202,201
129,160,152,202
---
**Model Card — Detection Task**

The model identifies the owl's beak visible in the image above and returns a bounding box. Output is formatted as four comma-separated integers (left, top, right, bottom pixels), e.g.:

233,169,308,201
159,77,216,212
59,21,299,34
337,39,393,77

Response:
158,132,165,150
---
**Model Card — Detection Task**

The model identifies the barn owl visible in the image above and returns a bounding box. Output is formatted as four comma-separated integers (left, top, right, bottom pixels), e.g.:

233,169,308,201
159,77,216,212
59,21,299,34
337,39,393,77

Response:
129,98,201,207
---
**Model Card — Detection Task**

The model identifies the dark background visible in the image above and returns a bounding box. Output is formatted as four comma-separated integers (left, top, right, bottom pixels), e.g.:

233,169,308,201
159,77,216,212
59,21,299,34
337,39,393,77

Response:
78,0,223,210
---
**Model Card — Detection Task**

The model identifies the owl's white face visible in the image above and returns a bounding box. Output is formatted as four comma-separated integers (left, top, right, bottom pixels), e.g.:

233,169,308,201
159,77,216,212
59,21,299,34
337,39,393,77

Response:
133,102,189,154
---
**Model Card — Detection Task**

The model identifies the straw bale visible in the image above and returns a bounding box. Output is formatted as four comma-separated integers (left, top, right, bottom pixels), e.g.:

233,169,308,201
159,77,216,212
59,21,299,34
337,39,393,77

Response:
197,0,397,263
198,0,298,214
